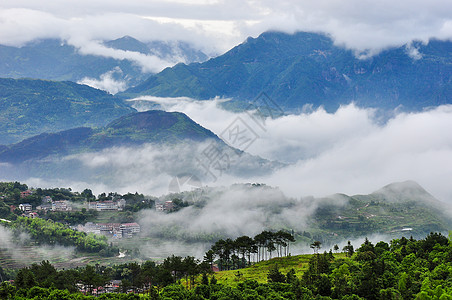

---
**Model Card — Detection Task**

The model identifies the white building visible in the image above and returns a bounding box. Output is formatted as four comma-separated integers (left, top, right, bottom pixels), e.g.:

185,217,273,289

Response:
19,203,32,212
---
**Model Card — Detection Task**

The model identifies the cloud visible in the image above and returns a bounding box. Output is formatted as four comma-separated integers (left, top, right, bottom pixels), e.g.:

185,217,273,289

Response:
130,97,452,203
136,184,318,258
78,67,128,94
1,0,452,58
0,225,75,267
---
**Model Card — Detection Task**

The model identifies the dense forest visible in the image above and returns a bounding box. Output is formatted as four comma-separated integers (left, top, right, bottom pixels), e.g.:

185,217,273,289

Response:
2,233,452,299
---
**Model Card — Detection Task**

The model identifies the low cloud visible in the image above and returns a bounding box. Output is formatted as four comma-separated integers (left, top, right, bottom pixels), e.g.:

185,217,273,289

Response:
131,97,452,203
1,1,452,57
136,184,318,258
78,67,128,94
0,225,75,267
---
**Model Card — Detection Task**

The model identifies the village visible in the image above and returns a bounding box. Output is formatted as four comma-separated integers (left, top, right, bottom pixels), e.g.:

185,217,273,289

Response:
10,189,182,240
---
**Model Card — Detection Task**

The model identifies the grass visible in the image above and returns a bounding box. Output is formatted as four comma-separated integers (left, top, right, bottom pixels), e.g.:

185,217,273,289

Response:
212,253,346,287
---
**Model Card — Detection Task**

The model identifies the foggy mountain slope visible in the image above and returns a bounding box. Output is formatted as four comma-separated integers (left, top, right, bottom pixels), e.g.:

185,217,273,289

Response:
123,31,452,112
105,36,208,64
0,110,219,161
0,37,207,91
135,181,451,258
0,110,281,192
0,78,135,144
368,180,444,206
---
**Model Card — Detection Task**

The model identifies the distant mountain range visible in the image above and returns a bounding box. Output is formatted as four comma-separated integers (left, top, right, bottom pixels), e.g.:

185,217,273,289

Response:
122,31,452,112
0,78,135,144
0,36,207,90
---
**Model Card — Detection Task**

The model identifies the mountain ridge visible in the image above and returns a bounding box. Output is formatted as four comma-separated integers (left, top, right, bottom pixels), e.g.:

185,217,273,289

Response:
0,78,135,144
122,31,452,112
0,110,219,162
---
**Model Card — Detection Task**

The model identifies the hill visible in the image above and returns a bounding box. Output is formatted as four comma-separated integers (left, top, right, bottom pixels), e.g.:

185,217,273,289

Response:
0,78,135,144
123,31,452,112
0,37,207,90
0,110,218,163
309,181,451,241
0,110,278,185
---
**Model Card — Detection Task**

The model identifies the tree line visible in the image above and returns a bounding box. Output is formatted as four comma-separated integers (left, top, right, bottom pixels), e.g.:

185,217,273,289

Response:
205,230,295,271
8,217,119,255
3,232,452,299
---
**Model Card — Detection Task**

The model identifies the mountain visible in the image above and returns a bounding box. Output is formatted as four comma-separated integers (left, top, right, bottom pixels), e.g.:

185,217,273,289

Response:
368,180,442,206
0,110,218,163
0,110,279,185
0,78,135,144
122,31,452,112
311,181,452,239
105,36,208,63
0,37,207,91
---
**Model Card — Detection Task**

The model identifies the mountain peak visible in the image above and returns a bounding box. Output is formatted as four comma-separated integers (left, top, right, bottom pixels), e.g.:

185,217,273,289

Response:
104,36,150,54
371,180,440,205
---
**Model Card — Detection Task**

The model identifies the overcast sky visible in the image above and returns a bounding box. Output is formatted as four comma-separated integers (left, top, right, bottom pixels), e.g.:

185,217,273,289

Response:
1,0,452,56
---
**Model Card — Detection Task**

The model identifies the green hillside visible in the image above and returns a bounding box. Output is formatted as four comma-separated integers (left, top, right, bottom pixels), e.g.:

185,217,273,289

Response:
0,110,218,163
3,233,452,299
0,78,135,144
308,181,451,242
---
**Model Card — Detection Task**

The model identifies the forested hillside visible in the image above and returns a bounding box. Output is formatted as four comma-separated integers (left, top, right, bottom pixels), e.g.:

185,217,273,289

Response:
1,233,452,299
0,78,135,144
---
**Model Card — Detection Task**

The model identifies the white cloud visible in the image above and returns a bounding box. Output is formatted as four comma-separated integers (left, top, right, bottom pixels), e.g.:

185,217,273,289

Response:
130,97,452,203
78,67,128,94
1,0,451,58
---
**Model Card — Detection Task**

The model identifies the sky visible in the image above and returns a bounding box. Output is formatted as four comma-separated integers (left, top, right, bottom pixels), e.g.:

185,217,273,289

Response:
1,0,452,59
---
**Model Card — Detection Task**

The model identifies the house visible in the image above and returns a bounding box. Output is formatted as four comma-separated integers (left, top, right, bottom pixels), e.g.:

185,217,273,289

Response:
83,222,101,235
117,199,126,210
18,203,32,212
28,212,39,218
88,199,126,211
20,190,33,199
52,200,72,211
98,223,122,237
120,223,140,238
164,201,174,211
155,203,164,211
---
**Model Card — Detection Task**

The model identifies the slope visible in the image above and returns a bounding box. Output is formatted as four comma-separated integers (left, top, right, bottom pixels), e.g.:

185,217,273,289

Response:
0,110,218,162
0,78,135,144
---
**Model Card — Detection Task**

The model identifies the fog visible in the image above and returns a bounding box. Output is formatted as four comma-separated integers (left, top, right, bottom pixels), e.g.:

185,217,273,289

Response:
130,97,452,203
78,67,128,94
2,95,452,258
0,224,75,267
4,97,451,204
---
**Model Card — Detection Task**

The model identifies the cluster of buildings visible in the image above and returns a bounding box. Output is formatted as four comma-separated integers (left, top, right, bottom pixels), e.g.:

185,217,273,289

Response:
155,200,174,212
78,222,141,239
87,199,126,211
18,197,128,217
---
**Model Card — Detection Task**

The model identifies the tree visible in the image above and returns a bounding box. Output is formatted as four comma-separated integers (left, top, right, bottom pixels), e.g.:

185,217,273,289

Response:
267,264,286,283
334,244,339,253
343,241,354,257
310,241,322,254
